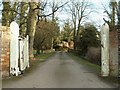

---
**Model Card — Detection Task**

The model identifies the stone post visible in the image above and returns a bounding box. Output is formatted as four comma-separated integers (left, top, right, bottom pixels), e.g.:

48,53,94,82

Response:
101,23,109,76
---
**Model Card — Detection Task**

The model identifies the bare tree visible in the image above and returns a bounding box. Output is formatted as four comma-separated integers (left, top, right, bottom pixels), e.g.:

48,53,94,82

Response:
117,1,120,28
37,0,68,21
2,1,68,59
49,0,68,21
103,0,117,30
68,0,92,50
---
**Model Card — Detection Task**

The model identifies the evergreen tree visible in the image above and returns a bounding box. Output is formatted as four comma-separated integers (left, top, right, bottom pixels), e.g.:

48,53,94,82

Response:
78,24,100,55
62,21,73,41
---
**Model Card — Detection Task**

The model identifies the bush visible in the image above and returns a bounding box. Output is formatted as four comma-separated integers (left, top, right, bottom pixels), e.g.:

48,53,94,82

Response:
86,47,101,65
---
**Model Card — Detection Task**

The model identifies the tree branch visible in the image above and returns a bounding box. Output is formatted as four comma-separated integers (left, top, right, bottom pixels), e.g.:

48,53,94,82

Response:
37,2,69,18
19,21,27,28
2,9,27,18
103,18,110,25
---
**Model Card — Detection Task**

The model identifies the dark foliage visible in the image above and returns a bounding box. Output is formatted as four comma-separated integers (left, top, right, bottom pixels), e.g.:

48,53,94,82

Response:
77,24,101,56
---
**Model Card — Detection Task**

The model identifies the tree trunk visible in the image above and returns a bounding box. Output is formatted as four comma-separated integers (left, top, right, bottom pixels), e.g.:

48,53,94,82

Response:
73,19,77,50
111,2,116,30
36,49,40,55
73,28,76,50
27,2,38,60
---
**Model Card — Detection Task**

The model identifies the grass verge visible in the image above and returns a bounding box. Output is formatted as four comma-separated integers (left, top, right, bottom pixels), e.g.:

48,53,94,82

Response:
67,52,100,74
67,52,119,86
34,52,55,62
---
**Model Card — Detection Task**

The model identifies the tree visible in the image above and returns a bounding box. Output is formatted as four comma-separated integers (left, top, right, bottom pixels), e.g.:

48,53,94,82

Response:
1,1,67,59
68,0,92,50
78,24,100,55
2,2,28,34
2,2,11,26
37,0,68,21
24,0,64,58
61,21,73,41
2,2,38,59
19,2,29,35
49,1,68,21
34,20,52,54
110,1,117,30
2,2,21,26
31,2,66,53
34,20,60,54
26,2,39,59
117,1,120,28
103,0,117,31
47,0,68,49
51,20,60,49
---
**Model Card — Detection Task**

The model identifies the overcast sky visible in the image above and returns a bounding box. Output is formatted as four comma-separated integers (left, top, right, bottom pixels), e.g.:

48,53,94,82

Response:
55,0,109,30
0,0,115,29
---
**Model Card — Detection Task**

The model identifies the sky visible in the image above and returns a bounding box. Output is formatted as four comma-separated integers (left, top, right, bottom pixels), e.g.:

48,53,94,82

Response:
56,0,119,31
0,0,117,29
54,0,109,30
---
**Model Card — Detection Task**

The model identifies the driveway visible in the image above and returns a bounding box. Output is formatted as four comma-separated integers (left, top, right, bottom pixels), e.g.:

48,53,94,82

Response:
2,52,118,88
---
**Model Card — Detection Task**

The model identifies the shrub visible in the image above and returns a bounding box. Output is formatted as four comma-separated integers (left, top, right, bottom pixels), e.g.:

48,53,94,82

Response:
86,47,101,65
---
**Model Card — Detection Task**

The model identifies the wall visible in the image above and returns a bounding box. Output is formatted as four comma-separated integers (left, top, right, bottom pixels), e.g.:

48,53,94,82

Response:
118,29,120,77
109,30,118,77
0,26,10,78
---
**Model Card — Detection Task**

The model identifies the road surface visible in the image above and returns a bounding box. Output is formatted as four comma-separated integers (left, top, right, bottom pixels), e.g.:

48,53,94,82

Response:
2,52,118,88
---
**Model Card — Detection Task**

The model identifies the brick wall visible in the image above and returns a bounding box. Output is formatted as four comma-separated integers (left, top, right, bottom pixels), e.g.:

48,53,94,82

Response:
0,26,10,78
109,30,118,77
118,30,120,77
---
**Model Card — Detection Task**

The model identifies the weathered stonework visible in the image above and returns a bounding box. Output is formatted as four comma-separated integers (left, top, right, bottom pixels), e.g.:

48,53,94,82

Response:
0,26,10,78
118,30,120,77
109,30,118,77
